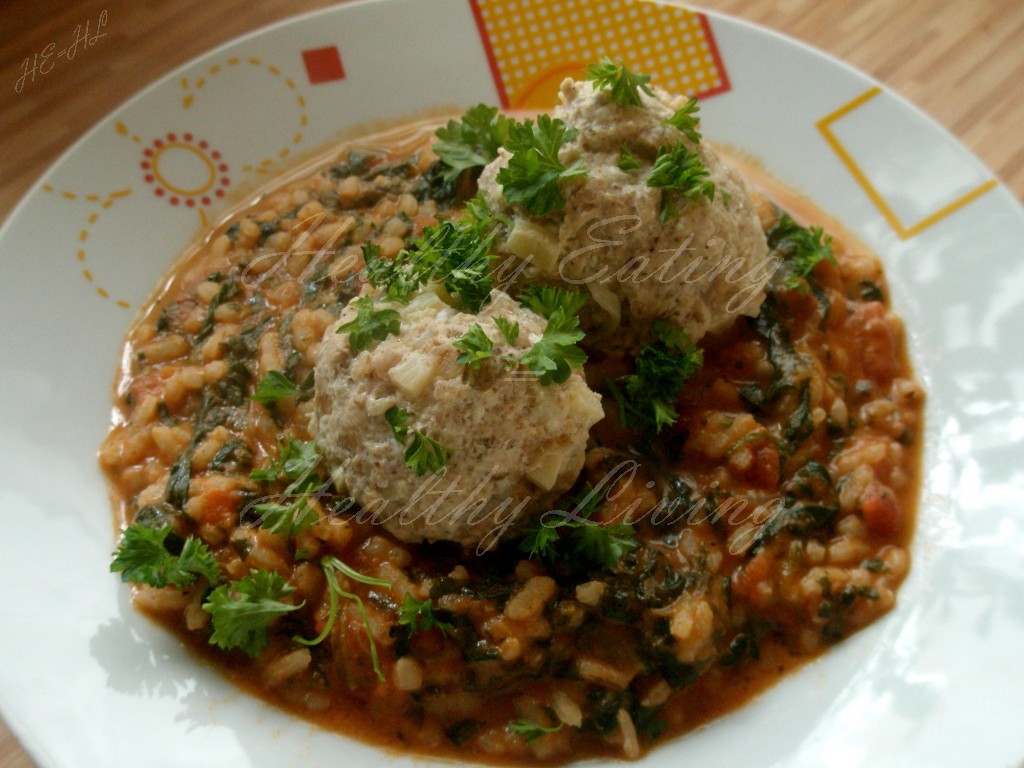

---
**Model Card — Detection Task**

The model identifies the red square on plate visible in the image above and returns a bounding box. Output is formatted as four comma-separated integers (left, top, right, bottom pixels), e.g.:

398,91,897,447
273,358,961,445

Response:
302,46,345,85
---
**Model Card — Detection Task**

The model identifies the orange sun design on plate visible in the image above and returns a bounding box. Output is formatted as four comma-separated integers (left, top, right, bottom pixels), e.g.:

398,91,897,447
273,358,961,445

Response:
140,132,231,208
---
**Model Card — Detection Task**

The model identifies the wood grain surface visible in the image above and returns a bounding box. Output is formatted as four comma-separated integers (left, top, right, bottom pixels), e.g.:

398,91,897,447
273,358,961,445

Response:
1,1,1021,766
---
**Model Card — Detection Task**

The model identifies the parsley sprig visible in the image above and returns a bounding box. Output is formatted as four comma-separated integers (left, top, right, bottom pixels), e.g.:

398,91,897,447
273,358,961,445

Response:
519,485,639,570
453,323,495,370
336,296,401,352
413,220,496,311
295,556,392,681
493,316,520,344
499,287,589,386
249,438,326,538
362,242,421,306
663,96,702,143
608,320,703,433
405,430,450,476
618,145,641,171
385,405,411,441
110,524,220,590
385,406,450,476
647,143,716,221
252,370,302,405
574,518,641,571
432,287,591,387
251,438,319,483
497,114,587,216
519,308,587,385
364,220,496,312
203,570,302,657
397,594,454,636
433,104,511,182
519,285,589,319
584,58,654,107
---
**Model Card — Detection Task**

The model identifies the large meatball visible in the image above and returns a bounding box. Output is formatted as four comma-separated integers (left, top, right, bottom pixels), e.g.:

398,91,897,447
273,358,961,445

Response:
479,78,772,346
311,289,604,551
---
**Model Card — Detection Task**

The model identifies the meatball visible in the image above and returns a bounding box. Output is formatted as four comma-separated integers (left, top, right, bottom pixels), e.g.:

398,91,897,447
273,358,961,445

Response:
311,289,604,552
479,78,772,347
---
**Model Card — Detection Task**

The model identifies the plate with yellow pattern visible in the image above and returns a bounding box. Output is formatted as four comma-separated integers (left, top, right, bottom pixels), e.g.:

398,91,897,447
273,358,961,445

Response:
0,2,1022,767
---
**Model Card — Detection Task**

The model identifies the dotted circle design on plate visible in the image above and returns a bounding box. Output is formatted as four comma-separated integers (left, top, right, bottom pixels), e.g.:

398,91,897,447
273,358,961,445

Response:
41,184,134,307
141,133,230,207
180,55,310,174
102,53,312,308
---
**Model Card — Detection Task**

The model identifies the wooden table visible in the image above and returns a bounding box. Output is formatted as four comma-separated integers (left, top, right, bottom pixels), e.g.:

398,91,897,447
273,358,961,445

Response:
1,1,1021,765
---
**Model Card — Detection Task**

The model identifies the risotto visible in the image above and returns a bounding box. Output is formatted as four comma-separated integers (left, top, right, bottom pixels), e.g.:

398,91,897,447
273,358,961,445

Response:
101,62,923,763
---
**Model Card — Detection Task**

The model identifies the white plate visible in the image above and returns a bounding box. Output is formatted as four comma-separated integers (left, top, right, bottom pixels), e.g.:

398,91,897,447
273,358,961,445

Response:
2,2,1023,766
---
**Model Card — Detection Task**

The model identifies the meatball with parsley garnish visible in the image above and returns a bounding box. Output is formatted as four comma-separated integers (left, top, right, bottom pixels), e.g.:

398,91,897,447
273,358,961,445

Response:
477,61,772,347
311,222,603,552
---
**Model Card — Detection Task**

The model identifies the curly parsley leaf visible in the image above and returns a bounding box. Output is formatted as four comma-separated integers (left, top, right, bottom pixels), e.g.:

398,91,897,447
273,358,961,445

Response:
647,143,715,221
433,104,512,182
463,192,495,226
520,483,598,561
515,286,590,385
249,438,326,538
608,320,703,433
571,521,639,570
110,524,220,590
509,719,564,743
766,213,836,290
203,570,302,657
176,538,221,582
251,438,320,486
366,221,496,312
383,407,450,476
252,370,300,405
494,316,520,345
362,242,422,305
363,239,424,305
519,485,638,570
618,145,642,171
416,220,496,311
663,96,702,144
497,115,587,216
519,308,587,385
398,593,454,637
518,285,589,319
337,296,400,352
461,193,513,243
405,429,450,476
385,405,411,442
584,57,653,107
647,318,697,354
454,323,495,369
519,515,569,560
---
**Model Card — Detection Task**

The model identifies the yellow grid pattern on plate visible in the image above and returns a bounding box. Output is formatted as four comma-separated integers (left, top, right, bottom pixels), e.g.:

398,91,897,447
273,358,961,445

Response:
475,0,725,109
